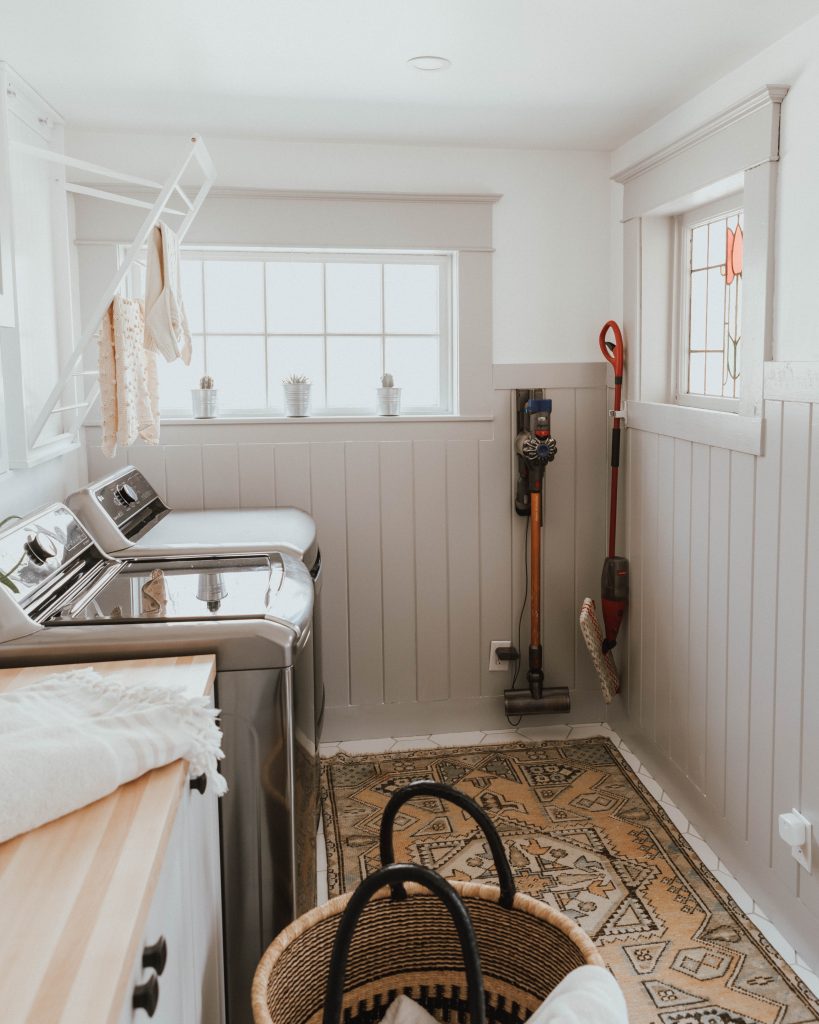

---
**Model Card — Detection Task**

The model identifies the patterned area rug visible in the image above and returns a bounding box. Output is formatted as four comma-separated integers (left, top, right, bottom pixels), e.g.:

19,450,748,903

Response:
321,737,819,1024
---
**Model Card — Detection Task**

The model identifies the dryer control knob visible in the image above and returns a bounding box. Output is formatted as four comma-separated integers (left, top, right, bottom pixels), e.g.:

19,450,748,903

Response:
25,533,57,565
115,483,138,506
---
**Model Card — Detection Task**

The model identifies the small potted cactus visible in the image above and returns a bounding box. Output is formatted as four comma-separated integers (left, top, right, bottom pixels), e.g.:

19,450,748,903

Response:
376,373,401,416
191,374,218,418
282,373,312,417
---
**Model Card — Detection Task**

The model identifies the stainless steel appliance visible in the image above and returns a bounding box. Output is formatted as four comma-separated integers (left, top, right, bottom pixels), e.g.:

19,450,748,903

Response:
66,466,325,739
0,505,317,1024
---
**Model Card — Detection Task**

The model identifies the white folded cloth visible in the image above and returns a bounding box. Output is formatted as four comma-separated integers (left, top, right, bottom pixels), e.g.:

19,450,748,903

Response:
529,965,628,1024
378,966,627,1024
144,221,192,365
0,667,226,844
381,996,436,1024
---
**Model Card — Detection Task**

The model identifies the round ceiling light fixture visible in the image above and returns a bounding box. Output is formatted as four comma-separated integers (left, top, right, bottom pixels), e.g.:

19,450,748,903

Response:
407,55,451,71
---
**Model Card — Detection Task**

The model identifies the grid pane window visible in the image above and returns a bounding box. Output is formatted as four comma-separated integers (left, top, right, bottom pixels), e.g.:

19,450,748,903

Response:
153,251,451,415
685,207,743,400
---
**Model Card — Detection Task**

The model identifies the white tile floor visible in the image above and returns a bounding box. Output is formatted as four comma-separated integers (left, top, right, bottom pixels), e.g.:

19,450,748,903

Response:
318,722,819,997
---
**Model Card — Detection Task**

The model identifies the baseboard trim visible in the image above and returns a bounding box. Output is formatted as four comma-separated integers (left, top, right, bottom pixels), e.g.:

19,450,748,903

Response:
323,689,609,741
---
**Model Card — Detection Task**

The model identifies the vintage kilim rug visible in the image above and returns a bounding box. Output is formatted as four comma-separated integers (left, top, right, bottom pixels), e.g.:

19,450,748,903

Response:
321,737,819,1024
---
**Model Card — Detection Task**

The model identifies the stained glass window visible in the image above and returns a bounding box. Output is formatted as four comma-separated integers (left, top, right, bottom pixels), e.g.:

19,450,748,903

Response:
686,208,743,400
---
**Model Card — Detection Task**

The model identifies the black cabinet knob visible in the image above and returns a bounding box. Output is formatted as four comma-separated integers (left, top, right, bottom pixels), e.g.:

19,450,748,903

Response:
142,935,167,976
190,773,207,794
132,973,159,1017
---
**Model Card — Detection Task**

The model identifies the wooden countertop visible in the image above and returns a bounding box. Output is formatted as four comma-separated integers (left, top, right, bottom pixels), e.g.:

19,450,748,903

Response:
0,654,216,1024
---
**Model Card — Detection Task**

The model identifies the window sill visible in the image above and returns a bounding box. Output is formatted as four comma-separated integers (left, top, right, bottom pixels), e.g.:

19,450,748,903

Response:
627,401,763,455
151,414,494,425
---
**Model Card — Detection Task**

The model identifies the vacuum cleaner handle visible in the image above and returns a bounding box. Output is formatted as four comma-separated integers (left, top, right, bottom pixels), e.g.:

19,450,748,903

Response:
322,863,485,1024
379,780,516,908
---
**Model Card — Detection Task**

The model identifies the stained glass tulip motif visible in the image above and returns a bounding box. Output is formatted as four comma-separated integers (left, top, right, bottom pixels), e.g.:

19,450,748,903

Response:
723,224,743,285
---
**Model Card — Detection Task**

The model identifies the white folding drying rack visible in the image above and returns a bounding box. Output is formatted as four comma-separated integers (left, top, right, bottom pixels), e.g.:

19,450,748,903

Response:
12,134,215,451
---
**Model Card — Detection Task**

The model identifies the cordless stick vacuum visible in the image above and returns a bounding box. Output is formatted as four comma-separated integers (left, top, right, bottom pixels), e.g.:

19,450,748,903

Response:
504,392,571,718
580,320,629,702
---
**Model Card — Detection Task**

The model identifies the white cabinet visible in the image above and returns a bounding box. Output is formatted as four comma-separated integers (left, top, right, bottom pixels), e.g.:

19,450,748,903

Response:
120,777,225,1024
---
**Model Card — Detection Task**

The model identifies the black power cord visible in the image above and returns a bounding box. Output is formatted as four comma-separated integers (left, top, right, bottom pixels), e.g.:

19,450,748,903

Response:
505,516,530,729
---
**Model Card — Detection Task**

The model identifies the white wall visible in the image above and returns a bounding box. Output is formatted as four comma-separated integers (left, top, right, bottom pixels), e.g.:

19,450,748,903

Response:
0,456,85,521
65,130,612,365
610,12,819,964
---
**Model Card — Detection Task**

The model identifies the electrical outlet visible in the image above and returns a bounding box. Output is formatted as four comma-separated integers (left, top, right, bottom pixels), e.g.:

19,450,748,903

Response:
489,641,512,672
779,809,812,872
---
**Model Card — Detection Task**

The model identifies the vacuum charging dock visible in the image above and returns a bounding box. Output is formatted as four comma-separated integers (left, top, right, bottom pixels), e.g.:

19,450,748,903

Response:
504,389,571,718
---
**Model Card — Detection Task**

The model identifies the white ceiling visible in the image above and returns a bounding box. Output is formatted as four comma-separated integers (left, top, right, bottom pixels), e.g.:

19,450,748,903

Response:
3,0,817,149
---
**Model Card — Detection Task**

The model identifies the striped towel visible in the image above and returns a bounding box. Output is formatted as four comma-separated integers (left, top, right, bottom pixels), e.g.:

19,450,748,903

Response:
0,668,226,844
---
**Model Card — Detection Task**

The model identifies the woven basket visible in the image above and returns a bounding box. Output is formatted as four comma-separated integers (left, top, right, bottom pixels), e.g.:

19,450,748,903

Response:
252,782,602,1024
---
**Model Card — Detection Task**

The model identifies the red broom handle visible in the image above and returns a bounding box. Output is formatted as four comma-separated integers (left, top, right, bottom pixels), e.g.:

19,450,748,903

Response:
599,321,624,560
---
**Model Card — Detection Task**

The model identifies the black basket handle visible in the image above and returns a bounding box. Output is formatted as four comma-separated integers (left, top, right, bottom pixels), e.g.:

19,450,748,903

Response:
322,862,485,1024
379,780,516,909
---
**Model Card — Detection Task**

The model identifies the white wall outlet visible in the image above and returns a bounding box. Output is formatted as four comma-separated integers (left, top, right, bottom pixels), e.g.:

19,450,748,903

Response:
778,809,812,872
489,641,512,672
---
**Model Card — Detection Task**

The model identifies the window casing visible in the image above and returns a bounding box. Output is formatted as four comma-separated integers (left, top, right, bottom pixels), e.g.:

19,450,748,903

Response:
138,248,455,418
675,193,744,413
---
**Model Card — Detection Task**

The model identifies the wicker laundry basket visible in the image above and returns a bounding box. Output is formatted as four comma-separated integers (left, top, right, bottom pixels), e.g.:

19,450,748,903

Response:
252,781,603,1024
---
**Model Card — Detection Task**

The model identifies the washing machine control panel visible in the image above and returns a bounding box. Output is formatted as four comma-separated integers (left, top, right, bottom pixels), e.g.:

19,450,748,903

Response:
94,469,164,531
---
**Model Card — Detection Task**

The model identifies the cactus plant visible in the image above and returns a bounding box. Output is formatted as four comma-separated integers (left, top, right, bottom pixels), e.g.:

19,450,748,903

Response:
282,373,311,385
380,373,395,388
199,375,215,389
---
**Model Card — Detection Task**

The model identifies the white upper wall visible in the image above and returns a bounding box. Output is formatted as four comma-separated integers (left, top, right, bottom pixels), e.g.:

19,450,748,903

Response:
66,130,611,364
612,13,819,363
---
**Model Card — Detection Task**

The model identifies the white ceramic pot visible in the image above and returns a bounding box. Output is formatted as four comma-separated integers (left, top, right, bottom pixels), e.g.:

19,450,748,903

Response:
284,382,311,417
191,388,219,418
376,387,401,416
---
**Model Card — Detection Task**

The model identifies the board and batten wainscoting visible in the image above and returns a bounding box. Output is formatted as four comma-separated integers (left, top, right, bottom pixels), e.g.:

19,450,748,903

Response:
84,362,609,737
609,361,819,967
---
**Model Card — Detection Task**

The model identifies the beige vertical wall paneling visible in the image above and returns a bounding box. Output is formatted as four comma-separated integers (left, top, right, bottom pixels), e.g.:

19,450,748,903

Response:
801,405,819,917
201,444,239,509
688,443,711,794
625,427,643,724
747,401,782,871
639,432,659,744
541,388,577,693
163,445,204,510
724,451,755,841
413,440,450,702
670,440,692,772
127,443,167,503
378,442,417,704
705,447,730,816
238,443,276,506
651,432,671,753
479,390,513,698
445,440,481,700
274,443,311,511
343,442,383,706
771,401,811,893
309,442,350,709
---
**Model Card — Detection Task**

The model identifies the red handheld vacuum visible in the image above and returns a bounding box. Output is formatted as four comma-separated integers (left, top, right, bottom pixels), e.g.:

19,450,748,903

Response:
580,321,629,701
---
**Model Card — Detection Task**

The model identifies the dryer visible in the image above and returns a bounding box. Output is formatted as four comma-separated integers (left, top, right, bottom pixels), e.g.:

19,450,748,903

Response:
0,504,317,1024
66,466,325,739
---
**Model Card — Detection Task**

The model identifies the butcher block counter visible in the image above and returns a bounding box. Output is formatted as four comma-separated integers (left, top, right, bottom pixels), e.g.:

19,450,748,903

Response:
0,654,221,1024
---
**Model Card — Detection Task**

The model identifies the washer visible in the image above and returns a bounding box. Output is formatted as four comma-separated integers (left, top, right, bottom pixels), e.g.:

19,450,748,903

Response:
0,504,317,1024
66,466,325,739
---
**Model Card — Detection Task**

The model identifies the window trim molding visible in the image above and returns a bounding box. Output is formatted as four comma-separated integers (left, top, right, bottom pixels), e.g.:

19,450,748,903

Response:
627,400,763,455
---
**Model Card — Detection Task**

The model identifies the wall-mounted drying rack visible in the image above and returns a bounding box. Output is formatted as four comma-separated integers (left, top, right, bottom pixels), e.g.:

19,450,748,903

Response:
13,135,215,452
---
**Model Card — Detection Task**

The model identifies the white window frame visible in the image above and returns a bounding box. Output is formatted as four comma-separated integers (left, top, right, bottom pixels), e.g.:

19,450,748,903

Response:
673,191,744,414
126,245,456,418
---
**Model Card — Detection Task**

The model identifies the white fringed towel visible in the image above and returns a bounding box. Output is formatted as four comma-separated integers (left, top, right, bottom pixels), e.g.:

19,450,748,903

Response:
144,222,192,365
0,668,226,844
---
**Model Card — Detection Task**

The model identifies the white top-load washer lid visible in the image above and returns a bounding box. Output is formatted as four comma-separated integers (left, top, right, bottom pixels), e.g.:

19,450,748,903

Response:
129,508,318,566
66,466,318,568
